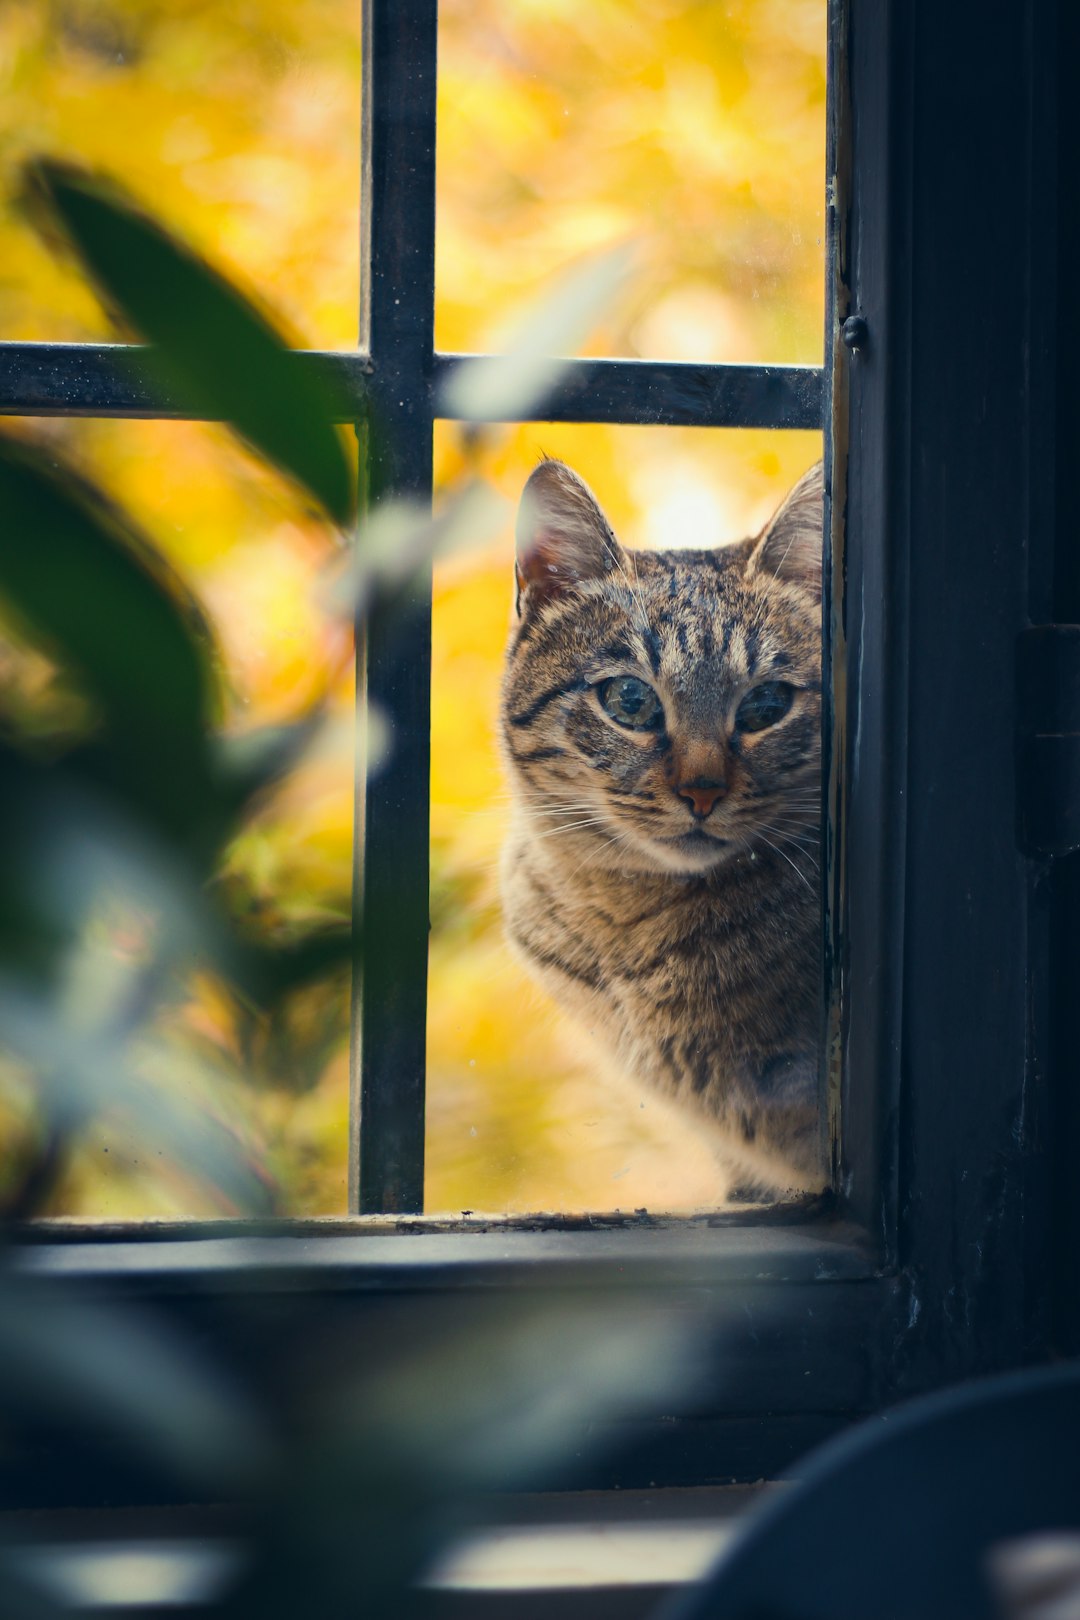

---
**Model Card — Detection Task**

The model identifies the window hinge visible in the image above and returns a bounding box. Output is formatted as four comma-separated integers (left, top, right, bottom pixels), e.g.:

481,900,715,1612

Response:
1017,626,1080,856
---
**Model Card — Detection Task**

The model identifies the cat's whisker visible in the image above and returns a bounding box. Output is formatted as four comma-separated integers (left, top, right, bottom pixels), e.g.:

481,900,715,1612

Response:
519,809,598,822
767,827,822,853
534,818,613,840
561,824,638,883
770,851,819,878
760,793,819,804
740,810,820,832
531,813,608,830
756,814,821,848
626,561,653,639
509,802,604,821
752,830,815,891
606,542,652,638
541,804,607,815
563,839,610,883
462,796,570,818
769,842,820,867
772,846,821,875
459,808,588,829
755,814,820,840
741,786,820,801
569,842,628,881
735,807,818,823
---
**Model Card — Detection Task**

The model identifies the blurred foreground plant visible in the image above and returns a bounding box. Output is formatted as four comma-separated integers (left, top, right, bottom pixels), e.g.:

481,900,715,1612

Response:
1,160,364,1217
0,159,702,1620
0,161,632,1218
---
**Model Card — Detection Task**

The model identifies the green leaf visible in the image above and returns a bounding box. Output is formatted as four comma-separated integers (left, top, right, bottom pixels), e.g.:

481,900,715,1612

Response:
23,159,355,527
0,433,216,786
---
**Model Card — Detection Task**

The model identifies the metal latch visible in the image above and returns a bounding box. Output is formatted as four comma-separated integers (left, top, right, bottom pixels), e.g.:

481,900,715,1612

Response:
1017,626,1080,856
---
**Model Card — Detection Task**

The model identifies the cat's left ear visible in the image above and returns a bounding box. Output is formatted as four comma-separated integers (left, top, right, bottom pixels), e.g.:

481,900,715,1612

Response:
748,461,823,600
514,459,625,615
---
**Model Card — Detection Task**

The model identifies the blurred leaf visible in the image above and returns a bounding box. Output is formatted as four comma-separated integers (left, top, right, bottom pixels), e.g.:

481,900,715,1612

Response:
212,715,325,825
0,979,278,1215
227,923,352,1012
0,1274,276,1492
23,159,355,527
0,437,223,845
0,1545,70,1620
0,747,80,985
0,433,216,758
327,480,510,619
0,747,289,1211
0,1121,66,1225
439,243,635,421
224,1288,707,1620
229,956,351,1094
0,744,208,980
329,1290,703,1488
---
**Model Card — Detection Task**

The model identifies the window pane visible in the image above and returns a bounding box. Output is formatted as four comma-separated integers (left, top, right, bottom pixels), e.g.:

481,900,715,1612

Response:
0,0,361,347
436,0,826,363
428,422,823,1214
0,419,353,1218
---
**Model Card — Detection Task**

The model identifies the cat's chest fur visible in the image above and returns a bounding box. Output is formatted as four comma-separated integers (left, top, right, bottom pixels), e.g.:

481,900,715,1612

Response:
502,823,821,1192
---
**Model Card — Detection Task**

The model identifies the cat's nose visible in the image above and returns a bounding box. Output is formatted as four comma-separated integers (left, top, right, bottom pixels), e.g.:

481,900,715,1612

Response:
677,780,727,819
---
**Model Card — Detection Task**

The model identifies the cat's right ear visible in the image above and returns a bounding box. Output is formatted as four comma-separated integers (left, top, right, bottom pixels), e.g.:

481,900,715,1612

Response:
748,461,824,601
515,459,624,615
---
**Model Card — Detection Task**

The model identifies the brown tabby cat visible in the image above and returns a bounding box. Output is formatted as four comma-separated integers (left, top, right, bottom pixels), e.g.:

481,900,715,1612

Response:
498,458,824,1198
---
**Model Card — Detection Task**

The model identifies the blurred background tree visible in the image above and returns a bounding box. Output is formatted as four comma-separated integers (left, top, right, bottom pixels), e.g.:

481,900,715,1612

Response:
0,0,824,1218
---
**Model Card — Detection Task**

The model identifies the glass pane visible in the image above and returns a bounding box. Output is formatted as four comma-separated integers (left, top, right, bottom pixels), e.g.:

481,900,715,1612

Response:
0,0,361,347
428,422,823,1214
0,418,353,1218
436,0,826,363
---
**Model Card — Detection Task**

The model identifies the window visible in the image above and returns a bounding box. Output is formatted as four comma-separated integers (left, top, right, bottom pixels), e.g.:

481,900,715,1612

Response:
1,0,829,1221
358,2,826,1217
1,0,1072,1508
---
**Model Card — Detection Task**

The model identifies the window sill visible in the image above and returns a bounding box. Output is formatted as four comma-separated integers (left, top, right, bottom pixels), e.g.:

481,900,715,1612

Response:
4,1218,907,1505
2,1487,774,1617
12,1210,878,1288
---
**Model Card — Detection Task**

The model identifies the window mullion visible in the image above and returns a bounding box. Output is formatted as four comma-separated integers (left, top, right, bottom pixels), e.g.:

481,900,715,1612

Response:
0,342,821,428
351,0,438,1214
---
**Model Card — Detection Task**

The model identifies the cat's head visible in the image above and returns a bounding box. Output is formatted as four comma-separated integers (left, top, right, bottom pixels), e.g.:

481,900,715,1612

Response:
500,458,822,878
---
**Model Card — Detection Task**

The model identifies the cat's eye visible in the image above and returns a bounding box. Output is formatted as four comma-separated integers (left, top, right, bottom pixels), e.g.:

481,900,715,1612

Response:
735,681,795,733
597,675,664,731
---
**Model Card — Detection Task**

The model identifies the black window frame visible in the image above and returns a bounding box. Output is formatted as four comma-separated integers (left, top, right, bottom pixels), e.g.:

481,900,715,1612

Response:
2,0,1073,1504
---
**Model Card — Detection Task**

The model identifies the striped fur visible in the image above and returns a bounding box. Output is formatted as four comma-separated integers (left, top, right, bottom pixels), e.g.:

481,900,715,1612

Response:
499,460,825,1198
